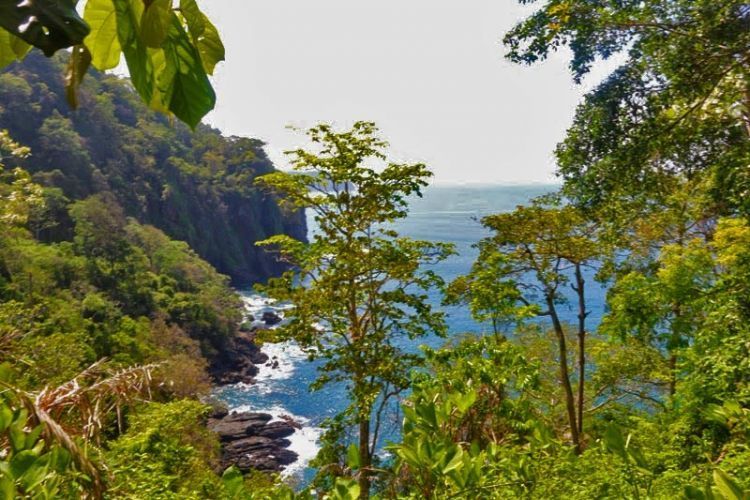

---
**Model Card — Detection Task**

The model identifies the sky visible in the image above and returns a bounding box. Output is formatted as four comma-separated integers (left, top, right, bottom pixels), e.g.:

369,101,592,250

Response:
199,1,616,185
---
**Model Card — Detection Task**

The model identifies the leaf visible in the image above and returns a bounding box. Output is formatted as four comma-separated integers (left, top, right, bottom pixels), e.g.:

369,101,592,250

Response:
112,0,154,104
65,45,92,109
713,469,746,500
179,0,224,74
0,402,12,433
441,446,464,474
346,443,360,469
0,0,90,56
395,446,420,467
161,16,215,128
83,0,122,70
221,466,246,498
333,478,360,500
148,46,174,113
0,476,14,500
415,402,438,430
9,450,39,479
0,30,30,68
603,423,628,461
682,485,709,500
140,0,172,48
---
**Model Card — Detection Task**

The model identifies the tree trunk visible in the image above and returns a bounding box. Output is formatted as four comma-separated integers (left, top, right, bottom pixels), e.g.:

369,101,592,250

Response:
574,263,587,437
547,296,580,453
358,416,371,499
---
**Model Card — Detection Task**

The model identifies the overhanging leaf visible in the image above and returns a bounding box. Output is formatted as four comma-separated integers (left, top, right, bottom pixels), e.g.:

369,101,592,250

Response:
112,0,154,104
83,0,121,70
161,15,215,128
0,0,90,56
65,45,92,109
140,0,172,48
179,0,224,74
0,27,32,69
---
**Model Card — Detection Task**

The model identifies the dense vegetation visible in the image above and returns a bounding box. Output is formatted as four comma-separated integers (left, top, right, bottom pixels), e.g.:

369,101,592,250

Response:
252,1,750,498
0,129,244,497
0,53,306,285
3,0,750,498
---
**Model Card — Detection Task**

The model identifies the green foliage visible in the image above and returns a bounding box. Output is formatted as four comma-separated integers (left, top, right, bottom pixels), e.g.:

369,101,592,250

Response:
505,0,750,211
0,392,82,499
388,335,543,498
257,122,454,497
0,131,253,497
105,400,221,499
0,54,305,284
0,0,224,127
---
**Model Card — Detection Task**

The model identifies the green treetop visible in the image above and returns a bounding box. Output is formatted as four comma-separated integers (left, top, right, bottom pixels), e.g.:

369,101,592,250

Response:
453,200,603,453
505,0,750,211
256,122,454,499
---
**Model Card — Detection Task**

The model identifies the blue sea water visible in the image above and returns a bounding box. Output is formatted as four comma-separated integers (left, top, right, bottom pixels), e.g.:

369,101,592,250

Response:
214,184,608,485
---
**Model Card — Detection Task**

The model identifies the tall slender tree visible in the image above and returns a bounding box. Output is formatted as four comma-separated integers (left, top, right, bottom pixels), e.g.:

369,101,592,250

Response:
256,122,453,498
457,201,601,452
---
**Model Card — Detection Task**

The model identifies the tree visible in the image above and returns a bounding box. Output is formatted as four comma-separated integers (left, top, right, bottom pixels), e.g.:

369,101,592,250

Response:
600,180,718,397
0,0,225,128
256,122,454,499
459,201,601,452
504,0,750,211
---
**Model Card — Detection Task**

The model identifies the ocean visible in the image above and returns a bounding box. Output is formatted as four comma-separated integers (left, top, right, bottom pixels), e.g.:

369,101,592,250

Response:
213,184,608,485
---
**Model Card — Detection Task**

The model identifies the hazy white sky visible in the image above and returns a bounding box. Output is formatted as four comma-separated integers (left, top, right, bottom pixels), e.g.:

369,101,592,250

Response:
199,1,613,185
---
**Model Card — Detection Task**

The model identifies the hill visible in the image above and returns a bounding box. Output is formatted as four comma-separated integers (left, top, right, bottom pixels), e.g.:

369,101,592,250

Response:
0,53,306,286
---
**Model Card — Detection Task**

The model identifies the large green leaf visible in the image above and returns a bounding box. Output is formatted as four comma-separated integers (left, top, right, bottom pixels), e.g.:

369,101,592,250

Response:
111,0,214,127
83,0,121,70
162,16,215,128
179,0,224,74
140,0,172,48
0,0,90,56
112,0,154,104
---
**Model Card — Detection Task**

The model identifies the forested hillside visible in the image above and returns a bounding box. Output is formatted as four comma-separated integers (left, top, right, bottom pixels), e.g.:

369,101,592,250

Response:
2,0,750,498
0,53,306,286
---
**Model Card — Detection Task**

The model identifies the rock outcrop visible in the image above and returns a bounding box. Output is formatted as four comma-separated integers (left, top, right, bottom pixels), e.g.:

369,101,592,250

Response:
209,410,299,472
210,331,269,385
261,310,283,326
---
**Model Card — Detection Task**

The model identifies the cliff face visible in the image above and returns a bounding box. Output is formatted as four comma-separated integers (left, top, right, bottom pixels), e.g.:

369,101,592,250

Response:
0,53,306,285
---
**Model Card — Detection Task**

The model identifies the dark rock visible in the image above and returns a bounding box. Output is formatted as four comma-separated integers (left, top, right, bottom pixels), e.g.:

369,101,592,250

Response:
257,421,295,439
208,411,300,473
275,448,299,466
279,414,304,430
262,311,282,325
210,406,229,419
209,331,268,384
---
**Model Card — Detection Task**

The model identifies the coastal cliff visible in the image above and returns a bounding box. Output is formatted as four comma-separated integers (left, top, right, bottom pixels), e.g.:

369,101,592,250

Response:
0,53,306,286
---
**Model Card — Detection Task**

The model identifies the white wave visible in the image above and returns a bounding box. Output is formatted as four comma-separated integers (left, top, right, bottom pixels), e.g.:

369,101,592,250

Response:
240,294,277,309
228,294,322,478
255,341,306,383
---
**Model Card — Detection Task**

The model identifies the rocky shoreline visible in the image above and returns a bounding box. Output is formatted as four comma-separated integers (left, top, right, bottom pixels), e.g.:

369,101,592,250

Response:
208,408,301,472
208,310,300,474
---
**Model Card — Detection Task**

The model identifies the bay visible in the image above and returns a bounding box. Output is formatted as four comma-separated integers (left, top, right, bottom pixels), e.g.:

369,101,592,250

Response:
214,184,608,485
